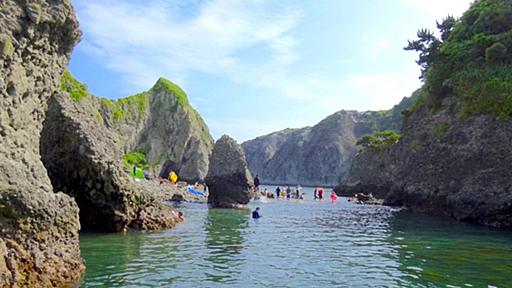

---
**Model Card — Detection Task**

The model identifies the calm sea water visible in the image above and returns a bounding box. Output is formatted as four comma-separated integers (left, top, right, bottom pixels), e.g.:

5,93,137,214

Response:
79,187,512,287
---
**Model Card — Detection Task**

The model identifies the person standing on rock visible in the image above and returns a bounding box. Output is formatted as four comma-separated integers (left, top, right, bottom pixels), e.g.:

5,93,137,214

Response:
275,186,281,199
132,163,138,178
254,174,260,192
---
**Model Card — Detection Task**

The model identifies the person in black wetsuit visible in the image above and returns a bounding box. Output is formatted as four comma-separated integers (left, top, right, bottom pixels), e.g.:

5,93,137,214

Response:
254,175,260,192
275,186,281,199
252,207,261,219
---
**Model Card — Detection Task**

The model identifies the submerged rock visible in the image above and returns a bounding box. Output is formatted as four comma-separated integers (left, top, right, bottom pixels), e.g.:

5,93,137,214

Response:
206,135,255,208
0,0,84,286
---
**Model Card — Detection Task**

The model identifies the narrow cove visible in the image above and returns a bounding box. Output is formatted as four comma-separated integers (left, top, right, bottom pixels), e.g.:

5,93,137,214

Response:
79,189,512,287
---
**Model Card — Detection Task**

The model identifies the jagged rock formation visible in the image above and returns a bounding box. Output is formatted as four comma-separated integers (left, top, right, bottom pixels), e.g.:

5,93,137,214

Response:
206,135,255,208
242,94,417,186
100,78,213,182
62,76,213,182
41,93,182,232
339,0,512,228
0,0,84,286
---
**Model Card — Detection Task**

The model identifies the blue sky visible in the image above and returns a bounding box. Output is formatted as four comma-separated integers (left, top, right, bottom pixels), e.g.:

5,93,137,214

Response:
69,0,472,142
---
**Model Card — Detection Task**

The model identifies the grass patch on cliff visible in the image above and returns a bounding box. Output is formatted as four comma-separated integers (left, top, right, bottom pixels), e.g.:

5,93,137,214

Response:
122,151,148,169
60,70,88,102
357,130,401,150
101,92,149,122
432,122,450,138
151,77,189,107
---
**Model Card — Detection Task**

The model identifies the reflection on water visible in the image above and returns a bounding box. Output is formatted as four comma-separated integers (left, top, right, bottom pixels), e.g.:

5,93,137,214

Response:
80,199,512,287
204,208,248,283
389,210,512,288
79,232,143,287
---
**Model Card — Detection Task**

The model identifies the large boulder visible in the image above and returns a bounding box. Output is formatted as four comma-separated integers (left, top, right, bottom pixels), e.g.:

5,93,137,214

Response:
0,0,84,286
206,135,254,208
41,92,182,232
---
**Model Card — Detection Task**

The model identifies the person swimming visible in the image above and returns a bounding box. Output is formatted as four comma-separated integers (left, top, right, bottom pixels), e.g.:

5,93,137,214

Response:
252,207,261,219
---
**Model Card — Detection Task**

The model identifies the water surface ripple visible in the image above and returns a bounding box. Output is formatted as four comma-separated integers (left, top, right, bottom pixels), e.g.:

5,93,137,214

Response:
80,192,512,287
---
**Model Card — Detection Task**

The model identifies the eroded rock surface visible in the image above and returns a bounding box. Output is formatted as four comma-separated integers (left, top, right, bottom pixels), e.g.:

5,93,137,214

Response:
0,0,84,286
41,93,182,232
341,103,512,228
206,135,254,208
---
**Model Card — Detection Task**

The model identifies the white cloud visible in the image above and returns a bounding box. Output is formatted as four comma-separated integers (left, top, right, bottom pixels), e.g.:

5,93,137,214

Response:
74,0,302,93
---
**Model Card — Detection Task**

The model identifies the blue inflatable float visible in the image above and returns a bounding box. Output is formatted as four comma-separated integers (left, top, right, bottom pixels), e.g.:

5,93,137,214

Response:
187,187,206,196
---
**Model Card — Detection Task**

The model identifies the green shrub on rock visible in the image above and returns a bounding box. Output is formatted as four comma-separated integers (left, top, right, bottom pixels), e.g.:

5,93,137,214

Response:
356,130,401,150
122,151,147,168
60,70,88,102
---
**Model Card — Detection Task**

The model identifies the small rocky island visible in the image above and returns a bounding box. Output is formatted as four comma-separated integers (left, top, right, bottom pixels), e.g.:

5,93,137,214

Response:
206,135,255,208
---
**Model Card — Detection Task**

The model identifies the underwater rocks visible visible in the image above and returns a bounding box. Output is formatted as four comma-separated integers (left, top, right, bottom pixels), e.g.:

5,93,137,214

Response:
41,93,182,232
206,135,255,208
0,0,84,286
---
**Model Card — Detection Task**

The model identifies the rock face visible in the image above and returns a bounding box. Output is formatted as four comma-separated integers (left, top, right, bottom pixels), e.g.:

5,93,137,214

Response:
0,0,85,286
206,135,255,208
333,147,393,199
338,0,512,228
99,78,214,182
342,103,512,228
41,92,183,232
242,93,418,186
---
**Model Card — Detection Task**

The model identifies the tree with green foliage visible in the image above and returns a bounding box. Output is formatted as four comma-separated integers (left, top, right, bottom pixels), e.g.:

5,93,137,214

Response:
405,0,512,118
356,131,400,150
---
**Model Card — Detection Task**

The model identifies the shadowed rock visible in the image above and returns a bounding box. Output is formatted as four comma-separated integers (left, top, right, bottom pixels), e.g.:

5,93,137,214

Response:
206,135,254,208
41,93,182,232
0,0,84,286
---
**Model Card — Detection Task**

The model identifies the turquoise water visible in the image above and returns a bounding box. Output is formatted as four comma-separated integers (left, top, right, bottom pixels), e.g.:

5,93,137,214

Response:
79,193,512,287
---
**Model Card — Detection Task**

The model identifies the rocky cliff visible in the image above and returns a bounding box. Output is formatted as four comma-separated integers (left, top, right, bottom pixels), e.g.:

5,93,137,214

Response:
339,0,512,228
101,78,213,182
242,94,417,186
41,93,182,232
58,75,214,182
0,0,84,286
